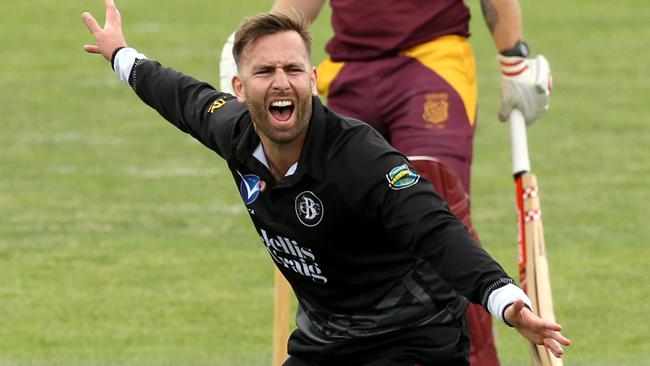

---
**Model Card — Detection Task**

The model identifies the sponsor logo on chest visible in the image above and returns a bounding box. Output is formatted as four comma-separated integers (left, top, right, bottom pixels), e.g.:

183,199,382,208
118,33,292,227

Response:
260,229,327,284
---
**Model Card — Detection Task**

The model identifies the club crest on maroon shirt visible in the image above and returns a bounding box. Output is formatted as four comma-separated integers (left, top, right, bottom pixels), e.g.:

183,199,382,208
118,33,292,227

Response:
423,93,449,127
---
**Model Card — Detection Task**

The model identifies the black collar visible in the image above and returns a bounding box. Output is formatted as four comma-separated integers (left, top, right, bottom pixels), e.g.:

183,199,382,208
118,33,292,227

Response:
296,96,326,181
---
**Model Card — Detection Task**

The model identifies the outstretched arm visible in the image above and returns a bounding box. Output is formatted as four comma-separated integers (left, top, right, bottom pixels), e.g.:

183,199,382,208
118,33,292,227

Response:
81,0,241,159
82,0,127,62
504,299,572,358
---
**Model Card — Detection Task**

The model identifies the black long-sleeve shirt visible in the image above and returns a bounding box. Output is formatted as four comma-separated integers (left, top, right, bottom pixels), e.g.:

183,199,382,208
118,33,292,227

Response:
120,53,518,341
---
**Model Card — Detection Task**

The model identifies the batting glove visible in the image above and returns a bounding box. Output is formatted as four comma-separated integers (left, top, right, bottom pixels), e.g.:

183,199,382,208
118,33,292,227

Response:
219,32,237,95
498,54,552,124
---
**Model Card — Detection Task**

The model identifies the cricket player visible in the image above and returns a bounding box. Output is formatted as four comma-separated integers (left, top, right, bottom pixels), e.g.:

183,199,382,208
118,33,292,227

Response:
219,2,553,364
82,1,569,364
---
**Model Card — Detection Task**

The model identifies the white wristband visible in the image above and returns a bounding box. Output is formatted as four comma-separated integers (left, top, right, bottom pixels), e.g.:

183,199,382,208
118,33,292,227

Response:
113,47,148,84
487,283,533,325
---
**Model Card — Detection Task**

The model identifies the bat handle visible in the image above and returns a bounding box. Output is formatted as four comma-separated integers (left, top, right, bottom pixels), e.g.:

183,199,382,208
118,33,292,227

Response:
509,109,531,176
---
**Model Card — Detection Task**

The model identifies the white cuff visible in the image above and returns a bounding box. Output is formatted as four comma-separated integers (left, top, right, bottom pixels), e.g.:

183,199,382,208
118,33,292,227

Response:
113,47,148,84
487,283,533,325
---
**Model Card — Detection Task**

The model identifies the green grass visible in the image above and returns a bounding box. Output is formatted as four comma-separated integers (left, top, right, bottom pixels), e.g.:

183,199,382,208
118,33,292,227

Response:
1,0,649,365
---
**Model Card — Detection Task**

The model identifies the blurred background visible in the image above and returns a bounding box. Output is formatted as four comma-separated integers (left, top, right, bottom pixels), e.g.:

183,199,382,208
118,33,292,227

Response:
1,0,648,365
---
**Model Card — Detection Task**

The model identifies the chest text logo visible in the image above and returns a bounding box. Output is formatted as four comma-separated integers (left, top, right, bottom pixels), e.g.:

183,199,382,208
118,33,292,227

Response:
260,229,327,284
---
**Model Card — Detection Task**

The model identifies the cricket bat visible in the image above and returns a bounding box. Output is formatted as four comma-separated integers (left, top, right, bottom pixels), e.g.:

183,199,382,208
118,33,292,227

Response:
272,268,291,366
509,109,563,366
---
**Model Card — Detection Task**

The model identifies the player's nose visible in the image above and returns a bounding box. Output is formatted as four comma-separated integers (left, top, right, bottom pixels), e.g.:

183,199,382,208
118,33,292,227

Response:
271,68,290,91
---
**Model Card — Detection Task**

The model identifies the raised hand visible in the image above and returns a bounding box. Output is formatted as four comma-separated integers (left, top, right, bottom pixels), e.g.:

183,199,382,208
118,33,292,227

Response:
504,299,571,358
81,0,127,61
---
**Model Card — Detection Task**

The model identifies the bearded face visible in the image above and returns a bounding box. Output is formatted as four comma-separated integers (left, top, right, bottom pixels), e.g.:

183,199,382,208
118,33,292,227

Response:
233,31,317,147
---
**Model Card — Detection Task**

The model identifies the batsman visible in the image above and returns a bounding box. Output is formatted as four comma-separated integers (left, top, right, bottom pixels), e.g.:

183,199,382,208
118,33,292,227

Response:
82,0,570,365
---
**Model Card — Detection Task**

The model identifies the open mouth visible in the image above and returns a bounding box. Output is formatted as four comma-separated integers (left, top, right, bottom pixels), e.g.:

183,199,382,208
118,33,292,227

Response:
269,100,295,122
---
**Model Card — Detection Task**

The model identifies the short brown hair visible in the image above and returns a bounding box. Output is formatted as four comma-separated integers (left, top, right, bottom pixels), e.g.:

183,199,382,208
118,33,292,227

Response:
232,11,312,66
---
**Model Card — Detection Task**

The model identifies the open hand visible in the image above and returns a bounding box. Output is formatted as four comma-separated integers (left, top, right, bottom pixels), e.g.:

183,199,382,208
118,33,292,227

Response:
82,0,127,61
504,299,571,358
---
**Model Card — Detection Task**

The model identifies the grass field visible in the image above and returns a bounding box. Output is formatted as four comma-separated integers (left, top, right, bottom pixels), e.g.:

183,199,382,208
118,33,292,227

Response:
1,0,649,365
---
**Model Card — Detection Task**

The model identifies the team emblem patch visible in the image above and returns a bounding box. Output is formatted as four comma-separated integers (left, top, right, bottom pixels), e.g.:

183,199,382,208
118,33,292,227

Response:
423,93,449,127
295,191,323,227
208,98,227,113
237,171,265,205
386,164,420,190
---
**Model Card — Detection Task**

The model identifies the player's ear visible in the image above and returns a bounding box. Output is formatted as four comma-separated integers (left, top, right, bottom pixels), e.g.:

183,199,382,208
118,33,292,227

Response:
310,66,318,96
232,75,246,103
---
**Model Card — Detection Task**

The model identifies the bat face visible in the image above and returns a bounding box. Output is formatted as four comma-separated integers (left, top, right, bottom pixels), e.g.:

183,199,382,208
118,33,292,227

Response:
515,172,563,366
273,268,291,366
509,109,563,365
515,174,528,291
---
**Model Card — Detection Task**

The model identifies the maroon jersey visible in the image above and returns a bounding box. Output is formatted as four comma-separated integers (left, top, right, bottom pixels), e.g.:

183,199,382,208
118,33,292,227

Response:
326,0,471,61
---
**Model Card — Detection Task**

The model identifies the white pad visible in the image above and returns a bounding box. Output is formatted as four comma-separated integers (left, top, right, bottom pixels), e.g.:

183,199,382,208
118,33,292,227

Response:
219,32,237,95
